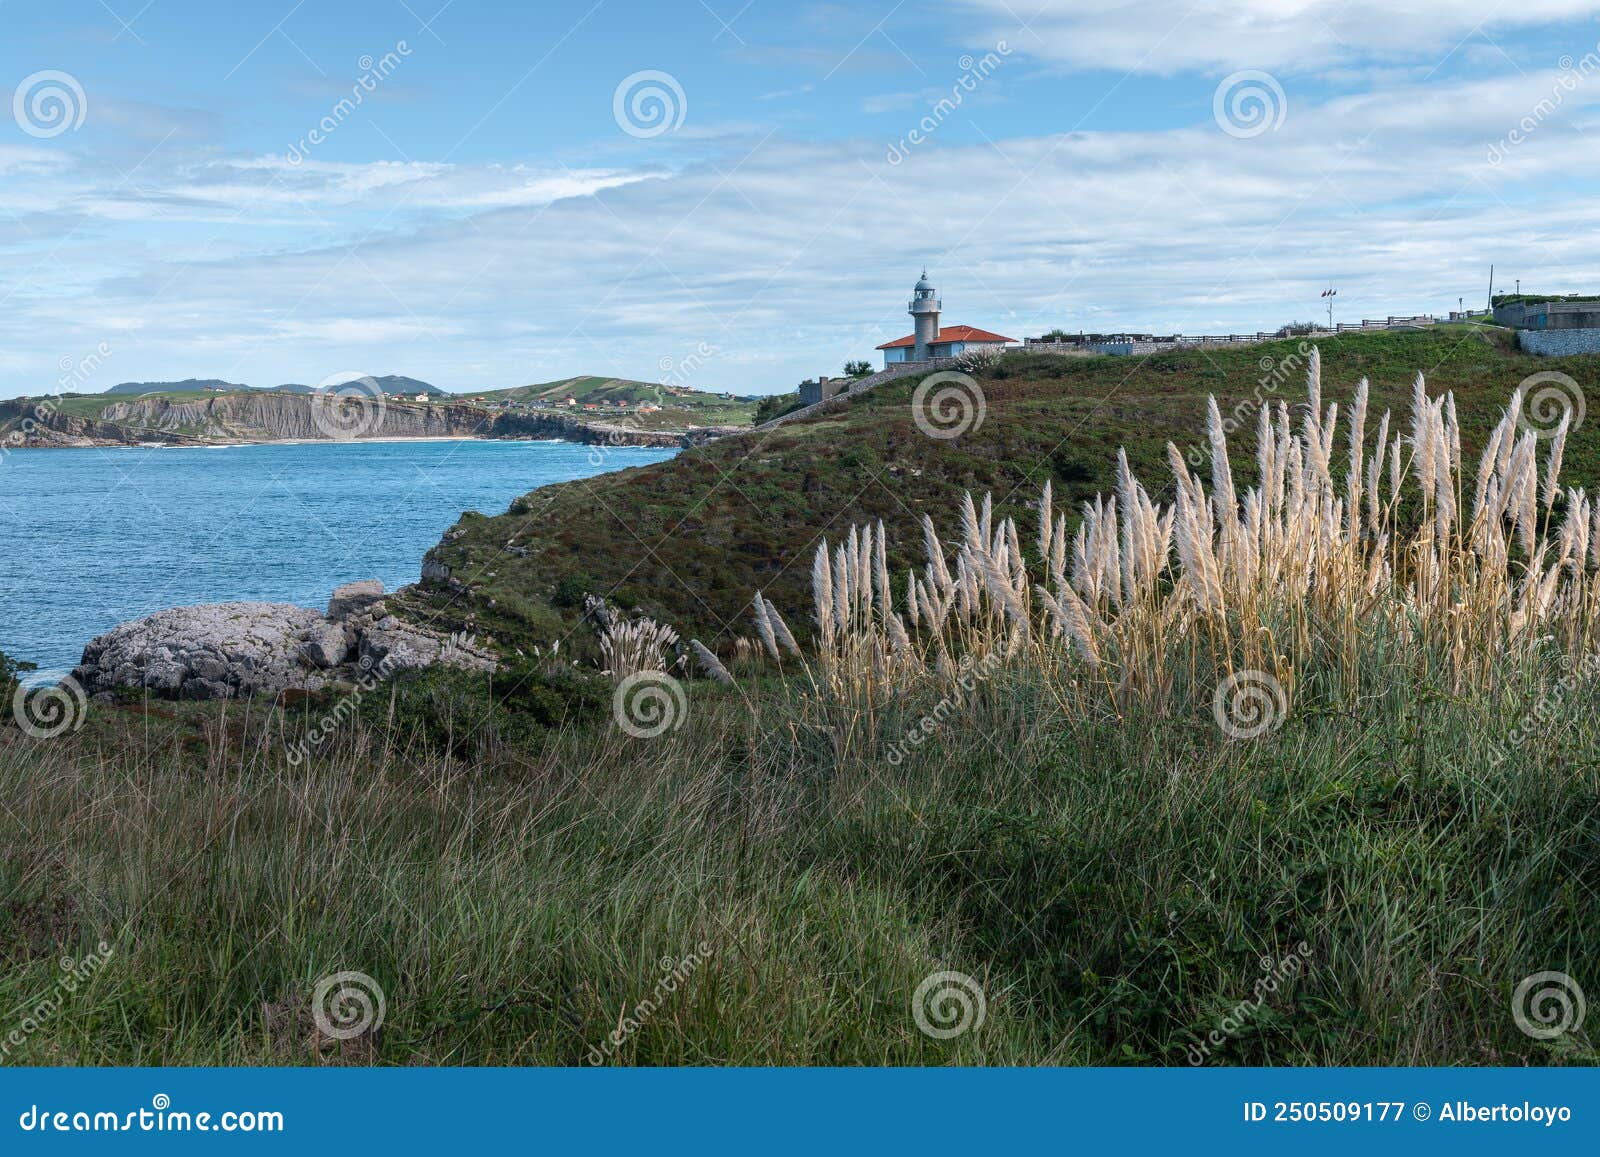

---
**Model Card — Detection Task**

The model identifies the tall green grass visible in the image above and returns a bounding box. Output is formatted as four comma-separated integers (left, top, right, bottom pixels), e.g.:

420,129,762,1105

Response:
0,647,1593,1065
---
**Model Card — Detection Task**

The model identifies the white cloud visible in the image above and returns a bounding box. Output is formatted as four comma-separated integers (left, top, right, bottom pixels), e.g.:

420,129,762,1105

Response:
954,0,1600,74
5,57,1600,396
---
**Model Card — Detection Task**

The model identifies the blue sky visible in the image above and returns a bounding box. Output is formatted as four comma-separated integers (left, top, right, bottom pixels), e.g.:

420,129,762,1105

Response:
3,0,1600,397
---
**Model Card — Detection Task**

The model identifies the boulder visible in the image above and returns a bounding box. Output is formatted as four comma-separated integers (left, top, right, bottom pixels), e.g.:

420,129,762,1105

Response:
298,620,350,668
327,579,385,621
74,589,495,702
359,617,496,676
75,603,330,700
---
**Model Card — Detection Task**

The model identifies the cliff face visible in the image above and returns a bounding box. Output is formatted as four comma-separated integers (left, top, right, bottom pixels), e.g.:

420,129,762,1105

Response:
1,394,707,448
485,410,686,447
0,406,189,447
98,393,489,441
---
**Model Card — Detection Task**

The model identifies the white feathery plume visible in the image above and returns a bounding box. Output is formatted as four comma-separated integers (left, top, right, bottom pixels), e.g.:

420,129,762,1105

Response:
690,639,735,685
1037,479,1054,565
764,596,801,657
812,543,834,641
924,513,955,597
1347,377,1368,520
753,592,780,662
1543,410,1570,509
874,520,892,622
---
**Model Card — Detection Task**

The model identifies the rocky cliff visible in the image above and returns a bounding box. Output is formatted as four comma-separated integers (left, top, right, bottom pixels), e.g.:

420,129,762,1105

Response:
1,393,718,448
98,392,489,441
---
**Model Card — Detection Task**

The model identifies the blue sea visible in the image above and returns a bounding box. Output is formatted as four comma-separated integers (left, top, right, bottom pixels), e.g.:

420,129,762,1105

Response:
0,439,676,673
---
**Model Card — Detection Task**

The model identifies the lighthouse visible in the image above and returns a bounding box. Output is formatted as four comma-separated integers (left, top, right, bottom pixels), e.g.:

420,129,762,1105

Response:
909,270,941,360
874,273,1015,367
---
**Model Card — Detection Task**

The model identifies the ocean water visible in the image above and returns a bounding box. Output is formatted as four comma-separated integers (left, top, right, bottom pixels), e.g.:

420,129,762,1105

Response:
0,439,676,673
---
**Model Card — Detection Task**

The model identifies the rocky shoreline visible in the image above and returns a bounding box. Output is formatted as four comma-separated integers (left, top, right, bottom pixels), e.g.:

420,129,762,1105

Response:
72,581,496,702
1,393,738,450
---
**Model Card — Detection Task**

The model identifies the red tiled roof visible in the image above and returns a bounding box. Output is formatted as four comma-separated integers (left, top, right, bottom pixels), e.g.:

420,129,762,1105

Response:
875,324,1016,350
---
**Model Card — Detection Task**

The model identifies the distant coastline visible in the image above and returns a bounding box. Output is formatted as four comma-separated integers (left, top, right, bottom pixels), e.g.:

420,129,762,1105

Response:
0,393,736,452
0,374,758,454
9,435,542,449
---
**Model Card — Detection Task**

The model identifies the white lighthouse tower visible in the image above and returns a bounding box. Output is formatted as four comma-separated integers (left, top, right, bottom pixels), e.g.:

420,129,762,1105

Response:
909,270,941,361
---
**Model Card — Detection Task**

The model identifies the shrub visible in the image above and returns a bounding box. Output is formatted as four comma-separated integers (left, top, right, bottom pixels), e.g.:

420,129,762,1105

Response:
351,659,608,761
0,649,35,718
753,392,802,423
552,574,593,608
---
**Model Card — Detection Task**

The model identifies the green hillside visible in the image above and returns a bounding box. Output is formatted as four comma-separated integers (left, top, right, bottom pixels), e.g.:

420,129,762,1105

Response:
405,324,1600,652
104,378,247,395
471,375,758,428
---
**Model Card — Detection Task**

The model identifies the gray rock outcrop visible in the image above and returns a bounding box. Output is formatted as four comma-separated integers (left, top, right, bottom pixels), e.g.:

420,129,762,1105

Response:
73,580,495,701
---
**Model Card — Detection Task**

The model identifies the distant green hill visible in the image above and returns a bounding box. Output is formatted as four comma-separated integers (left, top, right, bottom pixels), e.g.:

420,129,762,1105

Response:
105,379,247,395
360,375,448,396
474,375,757,426
483,375,708,405
103,375,448,397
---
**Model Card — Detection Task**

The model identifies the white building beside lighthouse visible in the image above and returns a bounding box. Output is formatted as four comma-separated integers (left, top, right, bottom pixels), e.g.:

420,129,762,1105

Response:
876,270,1015,367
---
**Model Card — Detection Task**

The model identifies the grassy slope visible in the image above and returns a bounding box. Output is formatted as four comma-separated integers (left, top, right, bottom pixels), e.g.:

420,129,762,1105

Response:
476,375,758,428
2,641,1594,1065
407,325,1600,654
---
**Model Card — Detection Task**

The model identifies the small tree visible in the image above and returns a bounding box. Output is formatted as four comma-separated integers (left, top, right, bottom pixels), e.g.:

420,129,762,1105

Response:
843,360,874,378
754,392,801,423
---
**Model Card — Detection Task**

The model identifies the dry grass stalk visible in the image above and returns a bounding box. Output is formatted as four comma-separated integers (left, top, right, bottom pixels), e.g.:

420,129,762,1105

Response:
599,616,680,681
759,349,1599,725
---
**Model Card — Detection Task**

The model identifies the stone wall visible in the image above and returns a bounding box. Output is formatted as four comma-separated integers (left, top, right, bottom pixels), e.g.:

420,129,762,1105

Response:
1496,300,1600,330
1517,328,1600,356
758,359,960,429
798,376,848,408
